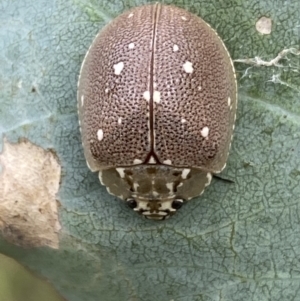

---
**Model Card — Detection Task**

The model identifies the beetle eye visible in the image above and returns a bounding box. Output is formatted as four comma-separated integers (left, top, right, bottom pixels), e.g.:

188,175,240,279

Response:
171,199,184,210
126,198,137,209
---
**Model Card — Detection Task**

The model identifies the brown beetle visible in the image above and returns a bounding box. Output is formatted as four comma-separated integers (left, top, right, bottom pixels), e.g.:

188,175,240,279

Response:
78,3,237,220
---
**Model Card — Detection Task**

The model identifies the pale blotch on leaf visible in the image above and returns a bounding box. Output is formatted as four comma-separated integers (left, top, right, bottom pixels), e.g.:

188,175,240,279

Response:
256,16,272,35
0,138,61,248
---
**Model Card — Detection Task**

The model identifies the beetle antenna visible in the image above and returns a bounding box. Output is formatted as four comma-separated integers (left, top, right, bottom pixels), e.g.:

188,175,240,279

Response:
212,174,235,184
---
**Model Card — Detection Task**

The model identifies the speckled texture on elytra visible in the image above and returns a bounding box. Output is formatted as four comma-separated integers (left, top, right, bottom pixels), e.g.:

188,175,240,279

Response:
78,3,237,172
77,3,237,219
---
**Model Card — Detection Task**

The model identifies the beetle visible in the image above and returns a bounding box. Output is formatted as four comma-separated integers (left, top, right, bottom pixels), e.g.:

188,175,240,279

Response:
77,3,237,220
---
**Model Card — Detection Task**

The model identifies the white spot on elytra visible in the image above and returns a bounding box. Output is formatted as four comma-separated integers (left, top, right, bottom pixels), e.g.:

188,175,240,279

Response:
133,159,142,165
118,117,122,125
116,168,125,178
113,62,124,75
97,129,104,141
128,13,134,18
143,91,150,102
105,88,109,94
181,118,187,124
198,86,202,91
183,61,193,73
201,126,210,138
153,91,161,103
81,95,84,106
181,16,187,21
173,44,179,52
128,43,135,49
228,97,231,106
148,156,157,164
163,159,172,165
181,169,191,179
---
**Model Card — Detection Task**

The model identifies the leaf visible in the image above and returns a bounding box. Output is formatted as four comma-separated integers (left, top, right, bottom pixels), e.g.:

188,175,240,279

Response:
1,0,300,301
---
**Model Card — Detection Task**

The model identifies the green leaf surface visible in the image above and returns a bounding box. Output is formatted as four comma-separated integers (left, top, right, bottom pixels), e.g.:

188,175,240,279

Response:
1,0,300,301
